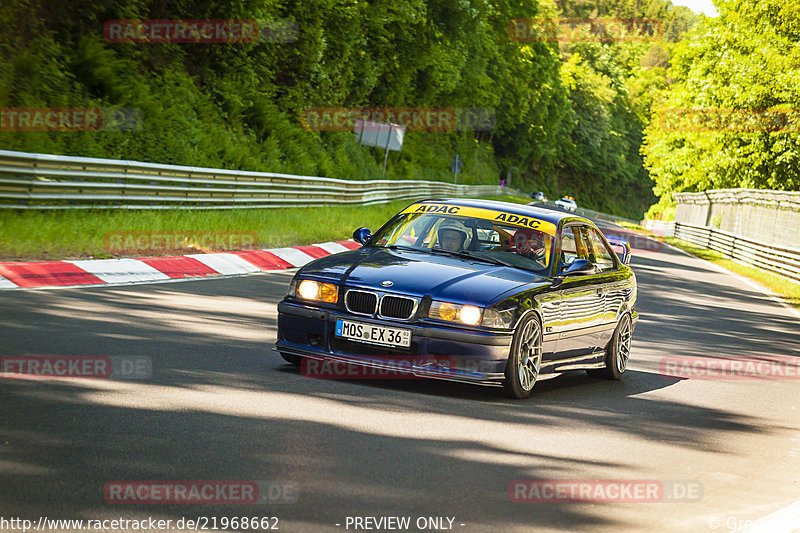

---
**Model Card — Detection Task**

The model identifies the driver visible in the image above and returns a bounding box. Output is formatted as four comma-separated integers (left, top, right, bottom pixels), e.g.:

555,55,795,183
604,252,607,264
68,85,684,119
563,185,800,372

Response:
437,220,469,252
439,229,466,251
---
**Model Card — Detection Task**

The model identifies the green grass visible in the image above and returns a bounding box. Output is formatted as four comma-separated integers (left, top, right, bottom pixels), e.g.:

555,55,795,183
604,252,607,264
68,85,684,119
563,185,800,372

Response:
616,221,646,232
661,235,800,310
0,195,530,261
0,202,410,261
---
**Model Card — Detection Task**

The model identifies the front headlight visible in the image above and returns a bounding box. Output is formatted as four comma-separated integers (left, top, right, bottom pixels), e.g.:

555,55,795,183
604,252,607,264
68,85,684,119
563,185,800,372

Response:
429,301,482,325
294,279,338,304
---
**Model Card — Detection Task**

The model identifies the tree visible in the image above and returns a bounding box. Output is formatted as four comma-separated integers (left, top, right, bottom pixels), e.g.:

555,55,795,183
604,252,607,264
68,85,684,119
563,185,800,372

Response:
643,0,800,218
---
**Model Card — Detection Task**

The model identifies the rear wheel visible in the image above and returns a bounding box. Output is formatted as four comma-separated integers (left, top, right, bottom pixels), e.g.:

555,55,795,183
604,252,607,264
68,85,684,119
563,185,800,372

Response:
503,314,542,399
588,313,631,380
280,352,303,366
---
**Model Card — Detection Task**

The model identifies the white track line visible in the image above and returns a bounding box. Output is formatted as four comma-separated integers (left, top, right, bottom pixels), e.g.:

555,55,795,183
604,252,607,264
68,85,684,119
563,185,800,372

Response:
731,499,800,533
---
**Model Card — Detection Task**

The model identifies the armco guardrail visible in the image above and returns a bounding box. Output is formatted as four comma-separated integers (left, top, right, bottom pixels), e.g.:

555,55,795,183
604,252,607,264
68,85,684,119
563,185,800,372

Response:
674,189,800,250
0,150,515,209
642,219,800,283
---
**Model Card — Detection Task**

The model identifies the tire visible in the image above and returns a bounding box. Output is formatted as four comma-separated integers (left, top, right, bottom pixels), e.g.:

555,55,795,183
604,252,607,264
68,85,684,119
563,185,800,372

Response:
588,313,632,380
280,352,303,366
503,314,543,399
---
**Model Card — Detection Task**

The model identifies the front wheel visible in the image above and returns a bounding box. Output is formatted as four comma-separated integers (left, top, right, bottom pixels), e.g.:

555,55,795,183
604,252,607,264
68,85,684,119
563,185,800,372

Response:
588,313,632,380
503,314,543,399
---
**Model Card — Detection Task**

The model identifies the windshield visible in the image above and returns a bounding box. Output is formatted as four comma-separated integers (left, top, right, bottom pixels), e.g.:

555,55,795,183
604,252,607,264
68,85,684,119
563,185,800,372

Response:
369,204,555,274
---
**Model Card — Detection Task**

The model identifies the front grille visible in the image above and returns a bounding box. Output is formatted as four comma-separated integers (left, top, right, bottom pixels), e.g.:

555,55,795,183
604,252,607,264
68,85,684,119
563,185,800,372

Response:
346,290,378,315
379,295,416,319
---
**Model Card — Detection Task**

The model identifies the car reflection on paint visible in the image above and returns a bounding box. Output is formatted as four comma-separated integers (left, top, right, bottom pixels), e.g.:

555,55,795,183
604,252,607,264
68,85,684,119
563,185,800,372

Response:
276,198,638,399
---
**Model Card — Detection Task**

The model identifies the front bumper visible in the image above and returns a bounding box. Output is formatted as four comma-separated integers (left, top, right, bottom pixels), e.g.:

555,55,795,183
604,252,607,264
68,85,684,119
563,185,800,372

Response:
276,300,513,386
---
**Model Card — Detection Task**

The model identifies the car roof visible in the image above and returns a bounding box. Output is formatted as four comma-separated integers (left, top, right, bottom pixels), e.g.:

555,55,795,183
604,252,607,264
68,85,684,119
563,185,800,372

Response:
414,198,588,226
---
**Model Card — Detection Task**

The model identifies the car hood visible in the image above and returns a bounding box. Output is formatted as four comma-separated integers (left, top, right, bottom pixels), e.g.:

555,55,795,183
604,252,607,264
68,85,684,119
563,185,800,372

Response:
297,247,548,306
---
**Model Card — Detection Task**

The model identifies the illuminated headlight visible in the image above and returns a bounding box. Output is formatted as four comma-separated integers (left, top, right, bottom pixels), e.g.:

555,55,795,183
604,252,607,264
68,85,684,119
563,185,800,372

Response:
481,308,514,329
294,279,338,304
429,301,482,325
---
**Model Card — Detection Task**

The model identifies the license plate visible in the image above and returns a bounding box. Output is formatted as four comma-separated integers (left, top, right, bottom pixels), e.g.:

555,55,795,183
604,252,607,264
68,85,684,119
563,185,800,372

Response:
335,319,412,348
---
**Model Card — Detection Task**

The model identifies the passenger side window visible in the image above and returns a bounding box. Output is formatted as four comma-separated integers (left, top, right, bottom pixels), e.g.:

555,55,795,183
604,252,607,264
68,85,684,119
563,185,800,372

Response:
559,227,590,269
560,230,578,264
585,227,617,271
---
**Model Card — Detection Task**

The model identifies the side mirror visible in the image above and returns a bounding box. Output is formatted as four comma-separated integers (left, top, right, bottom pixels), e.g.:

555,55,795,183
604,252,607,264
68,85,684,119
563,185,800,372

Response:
352,227,372,245
560,258,595,276
606,236,631,265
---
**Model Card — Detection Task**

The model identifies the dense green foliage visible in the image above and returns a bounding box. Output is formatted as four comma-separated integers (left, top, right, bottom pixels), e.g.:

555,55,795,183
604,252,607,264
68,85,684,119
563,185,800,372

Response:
643,0,800,219
539,0,694,217
1,0,695,219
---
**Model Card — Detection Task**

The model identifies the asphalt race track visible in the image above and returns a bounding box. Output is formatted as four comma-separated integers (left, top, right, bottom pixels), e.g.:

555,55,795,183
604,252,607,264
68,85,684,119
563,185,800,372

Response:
1,222,799,533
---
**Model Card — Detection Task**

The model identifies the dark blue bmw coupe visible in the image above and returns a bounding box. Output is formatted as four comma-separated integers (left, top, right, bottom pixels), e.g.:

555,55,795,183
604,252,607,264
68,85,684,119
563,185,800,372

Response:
276,198,638,398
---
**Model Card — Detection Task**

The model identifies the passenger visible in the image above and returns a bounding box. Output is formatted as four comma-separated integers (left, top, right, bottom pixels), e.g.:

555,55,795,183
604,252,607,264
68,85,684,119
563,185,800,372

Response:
514,228,549,265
